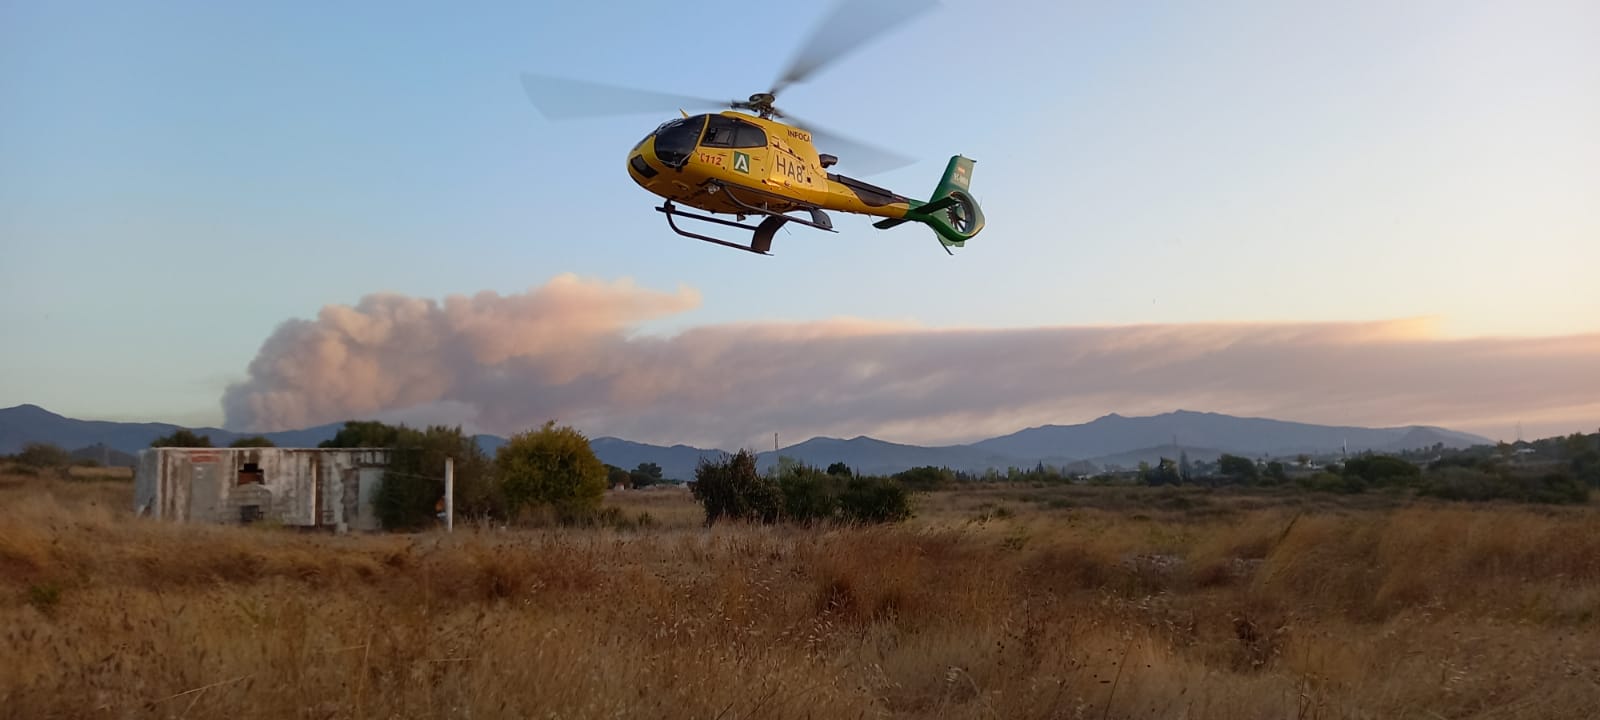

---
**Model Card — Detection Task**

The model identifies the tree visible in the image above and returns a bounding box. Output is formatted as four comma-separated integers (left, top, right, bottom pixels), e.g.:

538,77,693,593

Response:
320,420,403,448
495,421,606,521
629,461,664,488
891,465,955,491
778,464,842,524
1143,457,1181,485
826,461,853,477
837,475,913,524
1216,454,1259,482
151,429,213,447
373,423,498,530
1342,455,1421,486
690,449,780,526
16,442,71,469
229,435,275,448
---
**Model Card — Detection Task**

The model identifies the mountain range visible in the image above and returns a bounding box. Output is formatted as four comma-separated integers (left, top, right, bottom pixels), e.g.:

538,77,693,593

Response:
1,403,1493,480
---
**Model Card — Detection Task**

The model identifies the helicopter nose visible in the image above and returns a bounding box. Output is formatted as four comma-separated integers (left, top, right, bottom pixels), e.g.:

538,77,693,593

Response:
629,151,659,180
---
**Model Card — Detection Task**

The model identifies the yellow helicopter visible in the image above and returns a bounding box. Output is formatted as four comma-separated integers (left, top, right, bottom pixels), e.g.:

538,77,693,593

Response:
519,0,984,256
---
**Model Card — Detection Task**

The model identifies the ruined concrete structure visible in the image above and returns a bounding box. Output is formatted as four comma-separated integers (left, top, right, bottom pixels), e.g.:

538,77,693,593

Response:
134,447,393,532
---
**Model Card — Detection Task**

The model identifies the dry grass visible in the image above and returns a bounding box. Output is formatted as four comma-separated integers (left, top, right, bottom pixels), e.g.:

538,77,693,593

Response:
2,472,1597,719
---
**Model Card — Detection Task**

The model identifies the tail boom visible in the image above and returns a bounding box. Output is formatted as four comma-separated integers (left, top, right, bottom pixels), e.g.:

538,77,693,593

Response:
874,155,984,251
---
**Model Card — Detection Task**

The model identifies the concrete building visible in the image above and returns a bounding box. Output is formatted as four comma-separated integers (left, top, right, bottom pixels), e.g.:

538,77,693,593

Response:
134,447,394,532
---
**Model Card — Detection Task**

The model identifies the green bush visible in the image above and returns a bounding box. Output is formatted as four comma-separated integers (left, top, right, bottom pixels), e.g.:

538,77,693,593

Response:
1419,467,1589,505
1343,455,1421,487
778,467,842,524
496,421,607,522
150,429,214,447
229,435,276,448
892,465,956,491
838,475,913,524
690,449,780,526
371,423,499,530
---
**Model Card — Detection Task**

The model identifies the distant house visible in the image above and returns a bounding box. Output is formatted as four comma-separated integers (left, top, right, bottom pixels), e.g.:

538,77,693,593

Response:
134,447,393,532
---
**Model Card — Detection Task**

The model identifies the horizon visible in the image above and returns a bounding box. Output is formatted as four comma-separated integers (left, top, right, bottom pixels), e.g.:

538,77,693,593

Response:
4,1,1597,448
13,400,1580,452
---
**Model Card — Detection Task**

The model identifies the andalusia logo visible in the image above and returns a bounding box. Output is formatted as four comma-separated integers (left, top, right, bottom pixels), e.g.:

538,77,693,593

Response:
732,151,750,173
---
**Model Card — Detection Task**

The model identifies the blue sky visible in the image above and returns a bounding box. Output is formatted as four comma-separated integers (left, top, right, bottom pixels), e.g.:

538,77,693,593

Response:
2,0,1597,432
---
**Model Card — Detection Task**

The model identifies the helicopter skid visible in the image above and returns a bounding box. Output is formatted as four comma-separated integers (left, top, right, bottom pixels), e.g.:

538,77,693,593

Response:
656,191,835,255
656,201,786,255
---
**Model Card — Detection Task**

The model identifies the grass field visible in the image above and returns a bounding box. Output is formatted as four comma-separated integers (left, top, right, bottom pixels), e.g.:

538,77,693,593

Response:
3,468,1597,718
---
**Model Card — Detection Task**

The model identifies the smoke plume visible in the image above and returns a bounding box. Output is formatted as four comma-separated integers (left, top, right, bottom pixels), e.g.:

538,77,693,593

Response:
222,274,1600,448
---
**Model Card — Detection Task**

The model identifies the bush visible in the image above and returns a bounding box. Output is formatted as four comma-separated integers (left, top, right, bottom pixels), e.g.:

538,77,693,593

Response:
838,475,913,524
495,421,606,522
1343,455,1421,487
690,449,780,526
372,423,499,530
1217,454,1259,483
1419,467,1589,505
229,435,276,448
16,442,71,470
150,429,213,447
778,466,842,524
893,465,956,491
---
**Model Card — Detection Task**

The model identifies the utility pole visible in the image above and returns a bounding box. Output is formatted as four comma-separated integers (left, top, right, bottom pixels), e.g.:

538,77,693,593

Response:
444,456,454,533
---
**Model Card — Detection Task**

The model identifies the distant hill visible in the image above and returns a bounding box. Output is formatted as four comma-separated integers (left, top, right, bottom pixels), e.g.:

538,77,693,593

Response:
0,403,346,457
0,404,1497,480
747,435,1017,477
1084,443,1230,471
68,443,140,468
972,410,1488,461
589,437,728,481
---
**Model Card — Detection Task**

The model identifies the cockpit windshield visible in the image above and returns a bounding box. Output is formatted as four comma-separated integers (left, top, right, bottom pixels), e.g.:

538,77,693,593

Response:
649,115,706,168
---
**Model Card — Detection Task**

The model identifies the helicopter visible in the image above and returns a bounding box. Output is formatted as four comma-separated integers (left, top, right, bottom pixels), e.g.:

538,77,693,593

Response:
518,0,984,256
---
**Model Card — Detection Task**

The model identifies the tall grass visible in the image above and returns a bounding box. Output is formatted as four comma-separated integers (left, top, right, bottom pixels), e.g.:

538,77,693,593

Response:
2,473,1596,718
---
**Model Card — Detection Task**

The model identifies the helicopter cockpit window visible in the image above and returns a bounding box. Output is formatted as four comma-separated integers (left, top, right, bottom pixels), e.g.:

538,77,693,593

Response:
700,115,739,148
651,115,706,168
730,122,767,149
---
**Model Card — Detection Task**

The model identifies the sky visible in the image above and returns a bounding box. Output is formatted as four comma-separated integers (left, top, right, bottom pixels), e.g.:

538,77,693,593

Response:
3,0,1597,446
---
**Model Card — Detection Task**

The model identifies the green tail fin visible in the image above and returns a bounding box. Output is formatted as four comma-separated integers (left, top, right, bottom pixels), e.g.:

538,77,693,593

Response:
874,155,985,252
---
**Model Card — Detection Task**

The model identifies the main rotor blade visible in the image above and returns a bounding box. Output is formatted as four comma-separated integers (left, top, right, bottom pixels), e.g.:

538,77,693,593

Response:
770,0,940,96
788,114,916,176
519,72,729,119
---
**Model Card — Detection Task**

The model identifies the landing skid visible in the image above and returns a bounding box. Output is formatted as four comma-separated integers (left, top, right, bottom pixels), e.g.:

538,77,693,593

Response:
657,202,786,254
656,184,836,255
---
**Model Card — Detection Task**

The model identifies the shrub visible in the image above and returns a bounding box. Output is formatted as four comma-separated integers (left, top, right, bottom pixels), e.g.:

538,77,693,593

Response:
1217,454,1259,483
893,465,956,491
150,429,213,447
838,475,913,524
229,435,275,448
373,423,498,530
690,449,780,526
778,466,842,524
16,442,71,470
1343,455,1421,487
496,421,606,522
1419,467,1590,505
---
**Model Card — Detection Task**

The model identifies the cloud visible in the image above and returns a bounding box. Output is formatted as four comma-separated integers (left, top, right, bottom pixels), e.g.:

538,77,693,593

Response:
222,275,1600,448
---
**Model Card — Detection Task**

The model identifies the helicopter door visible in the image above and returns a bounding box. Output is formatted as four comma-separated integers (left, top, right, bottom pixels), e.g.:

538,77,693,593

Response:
701,116,768,183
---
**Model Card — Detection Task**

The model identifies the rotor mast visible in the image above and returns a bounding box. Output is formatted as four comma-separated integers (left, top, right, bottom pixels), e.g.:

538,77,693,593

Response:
731,92,781,119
